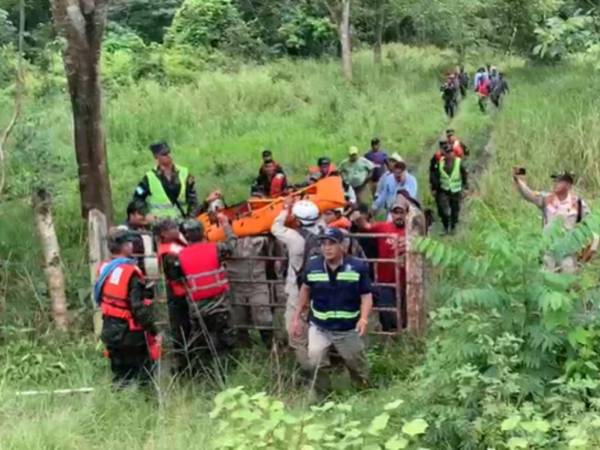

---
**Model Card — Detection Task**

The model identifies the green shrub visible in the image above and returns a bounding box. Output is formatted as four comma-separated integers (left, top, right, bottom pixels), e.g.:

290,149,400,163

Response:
166,0,265,60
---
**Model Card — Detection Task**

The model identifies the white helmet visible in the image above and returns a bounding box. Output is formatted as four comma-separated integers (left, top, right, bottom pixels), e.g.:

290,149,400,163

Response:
292,200,319,227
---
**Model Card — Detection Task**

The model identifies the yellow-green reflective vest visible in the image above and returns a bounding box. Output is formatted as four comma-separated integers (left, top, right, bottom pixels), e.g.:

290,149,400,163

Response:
439,158,462,193
146,166,189,218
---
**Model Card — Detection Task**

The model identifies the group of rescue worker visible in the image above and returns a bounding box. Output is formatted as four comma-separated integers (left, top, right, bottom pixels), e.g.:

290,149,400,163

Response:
95,139,424,392
441,64,509,117
96,115,592,394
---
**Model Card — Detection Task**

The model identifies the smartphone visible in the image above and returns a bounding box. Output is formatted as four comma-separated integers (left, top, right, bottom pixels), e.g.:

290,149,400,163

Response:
514,167,526,176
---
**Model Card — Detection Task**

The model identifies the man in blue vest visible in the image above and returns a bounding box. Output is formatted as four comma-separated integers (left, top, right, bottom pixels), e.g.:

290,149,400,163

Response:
431,145,468,234
133,142,198,220
290,227,373,392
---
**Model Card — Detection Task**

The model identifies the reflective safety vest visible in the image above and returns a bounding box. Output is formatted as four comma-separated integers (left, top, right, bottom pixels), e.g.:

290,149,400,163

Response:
439,157,462,193
179,243,229,302
304,256,365,331
157,241,187,297
98,262,146,331
146,166,189,218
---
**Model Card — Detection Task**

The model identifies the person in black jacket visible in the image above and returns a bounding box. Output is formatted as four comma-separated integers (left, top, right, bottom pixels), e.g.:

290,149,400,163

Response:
440,75,458,118
430,146,468,234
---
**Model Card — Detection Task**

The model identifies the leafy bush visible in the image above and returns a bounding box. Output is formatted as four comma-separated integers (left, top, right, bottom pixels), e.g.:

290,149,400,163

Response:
533,11,598,60
166,0,265,60
209,386,428,449
0,8,16,45
277,5,336,57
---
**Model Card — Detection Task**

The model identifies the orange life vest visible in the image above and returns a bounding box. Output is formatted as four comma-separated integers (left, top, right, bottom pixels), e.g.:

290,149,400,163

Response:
308,163,337,178
179,242,229,302
157,241,187,297
450,139,465,158
328,216,352,230
98,262,145,331
434,148,463,161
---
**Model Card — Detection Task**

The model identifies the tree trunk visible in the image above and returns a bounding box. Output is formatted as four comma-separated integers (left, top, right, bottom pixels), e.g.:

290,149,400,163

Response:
33,189,69,331
50,0,113,221
339,0,352,81
373,0,384,65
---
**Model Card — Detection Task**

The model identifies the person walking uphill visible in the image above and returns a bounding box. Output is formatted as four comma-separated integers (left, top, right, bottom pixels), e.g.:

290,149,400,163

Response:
431,146,468,234
364,138,389,198
373,154,418,216
339,146,374,202
95,228,159,388
290,228,373,395
513,170,591,273
133,142,198,220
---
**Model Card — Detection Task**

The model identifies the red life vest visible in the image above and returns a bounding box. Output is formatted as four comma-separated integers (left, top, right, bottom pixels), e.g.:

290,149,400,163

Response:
98,261,145,331
157,241,187,297
179,242,229,302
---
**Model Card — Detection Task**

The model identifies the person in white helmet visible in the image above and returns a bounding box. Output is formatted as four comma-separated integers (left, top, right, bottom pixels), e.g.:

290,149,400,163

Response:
271,197,325,368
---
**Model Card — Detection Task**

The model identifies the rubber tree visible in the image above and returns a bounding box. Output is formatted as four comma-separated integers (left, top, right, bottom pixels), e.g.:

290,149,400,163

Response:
324,0,353,80
50,0,113,220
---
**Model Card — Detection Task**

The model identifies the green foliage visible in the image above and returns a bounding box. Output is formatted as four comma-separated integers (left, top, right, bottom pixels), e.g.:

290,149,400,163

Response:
277,5,336,57
108,0,184,43
166,0,265,60
533,10,598,60
0,8,16,45
209,386,427,449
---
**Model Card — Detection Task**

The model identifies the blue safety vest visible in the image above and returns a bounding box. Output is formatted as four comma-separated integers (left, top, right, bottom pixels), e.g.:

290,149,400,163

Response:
304,256,370,331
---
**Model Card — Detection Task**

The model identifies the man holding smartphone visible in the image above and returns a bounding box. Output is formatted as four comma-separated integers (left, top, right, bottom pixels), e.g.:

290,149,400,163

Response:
513,168,590,273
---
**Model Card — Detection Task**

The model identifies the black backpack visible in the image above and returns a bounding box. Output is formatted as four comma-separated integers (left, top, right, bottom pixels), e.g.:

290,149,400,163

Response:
295,227,323,287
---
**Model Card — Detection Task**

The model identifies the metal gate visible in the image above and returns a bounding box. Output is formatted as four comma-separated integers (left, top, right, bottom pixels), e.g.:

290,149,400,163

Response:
89,211,426,338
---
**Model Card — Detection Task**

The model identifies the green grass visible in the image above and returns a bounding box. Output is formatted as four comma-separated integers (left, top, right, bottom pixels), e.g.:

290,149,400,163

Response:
2,45,600,448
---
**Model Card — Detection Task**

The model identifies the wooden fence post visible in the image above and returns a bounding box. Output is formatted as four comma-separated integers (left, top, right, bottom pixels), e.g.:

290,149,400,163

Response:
405,207,427,334
32,189,68,331
88,208,108,337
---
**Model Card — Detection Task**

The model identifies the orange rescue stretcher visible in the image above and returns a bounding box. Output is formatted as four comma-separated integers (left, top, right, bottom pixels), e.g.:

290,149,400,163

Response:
197,175,346,242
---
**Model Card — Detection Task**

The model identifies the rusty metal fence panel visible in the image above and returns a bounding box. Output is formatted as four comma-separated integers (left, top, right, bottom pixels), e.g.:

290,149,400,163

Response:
89,211,425,338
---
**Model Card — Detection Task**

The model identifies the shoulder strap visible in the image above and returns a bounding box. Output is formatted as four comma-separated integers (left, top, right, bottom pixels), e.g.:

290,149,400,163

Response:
577,197,583,223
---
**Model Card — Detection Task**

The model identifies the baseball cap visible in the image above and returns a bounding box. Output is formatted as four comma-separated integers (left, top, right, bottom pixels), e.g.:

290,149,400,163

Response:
319,227,344,244
107,227,136,247
551,172,575,184
348,146,359,156
389,152,404,163
149,142,170,156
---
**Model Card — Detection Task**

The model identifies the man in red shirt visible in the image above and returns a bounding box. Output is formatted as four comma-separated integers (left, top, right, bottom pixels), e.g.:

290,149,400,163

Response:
353,198,407,330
